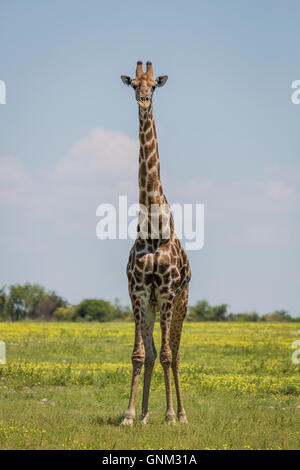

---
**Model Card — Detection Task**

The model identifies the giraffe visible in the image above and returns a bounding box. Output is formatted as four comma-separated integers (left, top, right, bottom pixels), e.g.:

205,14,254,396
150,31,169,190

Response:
120,61,191,425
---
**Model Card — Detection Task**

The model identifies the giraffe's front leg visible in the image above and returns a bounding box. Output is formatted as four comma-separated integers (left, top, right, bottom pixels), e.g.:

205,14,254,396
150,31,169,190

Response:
159,296,176,425
140,305,157,424
121,312,145,426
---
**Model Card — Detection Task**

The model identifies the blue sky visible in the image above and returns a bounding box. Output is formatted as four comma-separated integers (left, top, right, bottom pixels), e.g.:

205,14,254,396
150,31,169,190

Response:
1,0,300,315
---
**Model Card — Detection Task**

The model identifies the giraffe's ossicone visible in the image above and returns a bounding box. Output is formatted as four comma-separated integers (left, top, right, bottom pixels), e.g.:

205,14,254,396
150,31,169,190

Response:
120,61,191,425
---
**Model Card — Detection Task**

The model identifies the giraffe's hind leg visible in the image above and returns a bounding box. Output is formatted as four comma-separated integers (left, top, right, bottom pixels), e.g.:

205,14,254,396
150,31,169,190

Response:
140,303,157,424
170,285,189,424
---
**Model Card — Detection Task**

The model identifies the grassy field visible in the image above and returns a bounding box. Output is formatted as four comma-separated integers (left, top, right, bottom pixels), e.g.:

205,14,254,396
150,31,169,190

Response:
0,321,299,450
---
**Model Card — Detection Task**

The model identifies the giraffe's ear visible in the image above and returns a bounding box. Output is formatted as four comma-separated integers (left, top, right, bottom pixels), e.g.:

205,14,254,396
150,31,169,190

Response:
121,75,132,87
155,75,168,87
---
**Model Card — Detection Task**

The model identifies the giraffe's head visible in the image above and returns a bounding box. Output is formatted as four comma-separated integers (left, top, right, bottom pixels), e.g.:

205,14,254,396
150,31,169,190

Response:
121,61,168,111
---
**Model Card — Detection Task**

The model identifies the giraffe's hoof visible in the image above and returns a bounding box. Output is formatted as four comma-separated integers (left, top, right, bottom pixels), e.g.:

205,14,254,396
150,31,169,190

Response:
140,412,149,425
121,417,134,426
165,413,176,425
178,413,188,424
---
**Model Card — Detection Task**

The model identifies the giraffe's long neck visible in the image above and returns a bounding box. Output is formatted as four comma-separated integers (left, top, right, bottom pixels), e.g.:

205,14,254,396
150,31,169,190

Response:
138,105,164,209
137,105,175,242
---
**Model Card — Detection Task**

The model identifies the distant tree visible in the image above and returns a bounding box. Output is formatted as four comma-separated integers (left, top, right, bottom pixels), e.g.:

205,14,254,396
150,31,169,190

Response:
0,287,7,320
211,304,228,321
111,298,132,321
262,310,292,322
53,299,131,322
188,300,210,321
75,299,114,322
6,284,45,320
188,300,228,321
53,306,77,321
34,292,67,320
5,283,66,321
228,312,260,322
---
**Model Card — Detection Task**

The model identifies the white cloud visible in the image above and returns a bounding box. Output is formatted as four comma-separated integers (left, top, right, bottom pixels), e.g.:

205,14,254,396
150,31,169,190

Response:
0,128,138,217
56,128,138,183
0,156,32,208
0,156,30,186
266,180,298,201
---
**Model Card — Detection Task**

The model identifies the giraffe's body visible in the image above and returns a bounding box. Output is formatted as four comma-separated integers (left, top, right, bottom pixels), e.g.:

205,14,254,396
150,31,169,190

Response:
121,61,191,425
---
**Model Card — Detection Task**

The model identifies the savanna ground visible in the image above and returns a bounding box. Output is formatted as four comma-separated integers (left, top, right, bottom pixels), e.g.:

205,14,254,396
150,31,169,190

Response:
0,321,299,450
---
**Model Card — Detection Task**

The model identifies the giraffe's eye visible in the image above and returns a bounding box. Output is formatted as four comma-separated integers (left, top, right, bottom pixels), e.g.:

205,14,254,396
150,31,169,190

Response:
145,96,149,102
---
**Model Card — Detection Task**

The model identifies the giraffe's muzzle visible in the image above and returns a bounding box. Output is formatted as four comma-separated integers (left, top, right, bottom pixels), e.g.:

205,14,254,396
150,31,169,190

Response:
138,95,151,109
138,101,151,109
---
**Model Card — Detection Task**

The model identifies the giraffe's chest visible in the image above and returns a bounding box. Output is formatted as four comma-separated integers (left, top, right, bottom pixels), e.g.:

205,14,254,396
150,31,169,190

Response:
126,238,186,294
129,239,177,267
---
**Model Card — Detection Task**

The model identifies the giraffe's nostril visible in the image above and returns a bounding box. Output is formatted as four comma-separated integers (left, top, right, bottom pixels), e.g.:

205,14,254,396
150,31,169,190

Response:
139,96,150,104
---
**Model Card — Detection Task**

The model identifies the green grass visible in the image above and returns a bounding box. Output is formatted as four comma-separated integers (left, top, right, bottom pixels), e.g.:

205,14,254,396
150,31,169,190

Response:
0,321,299,450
